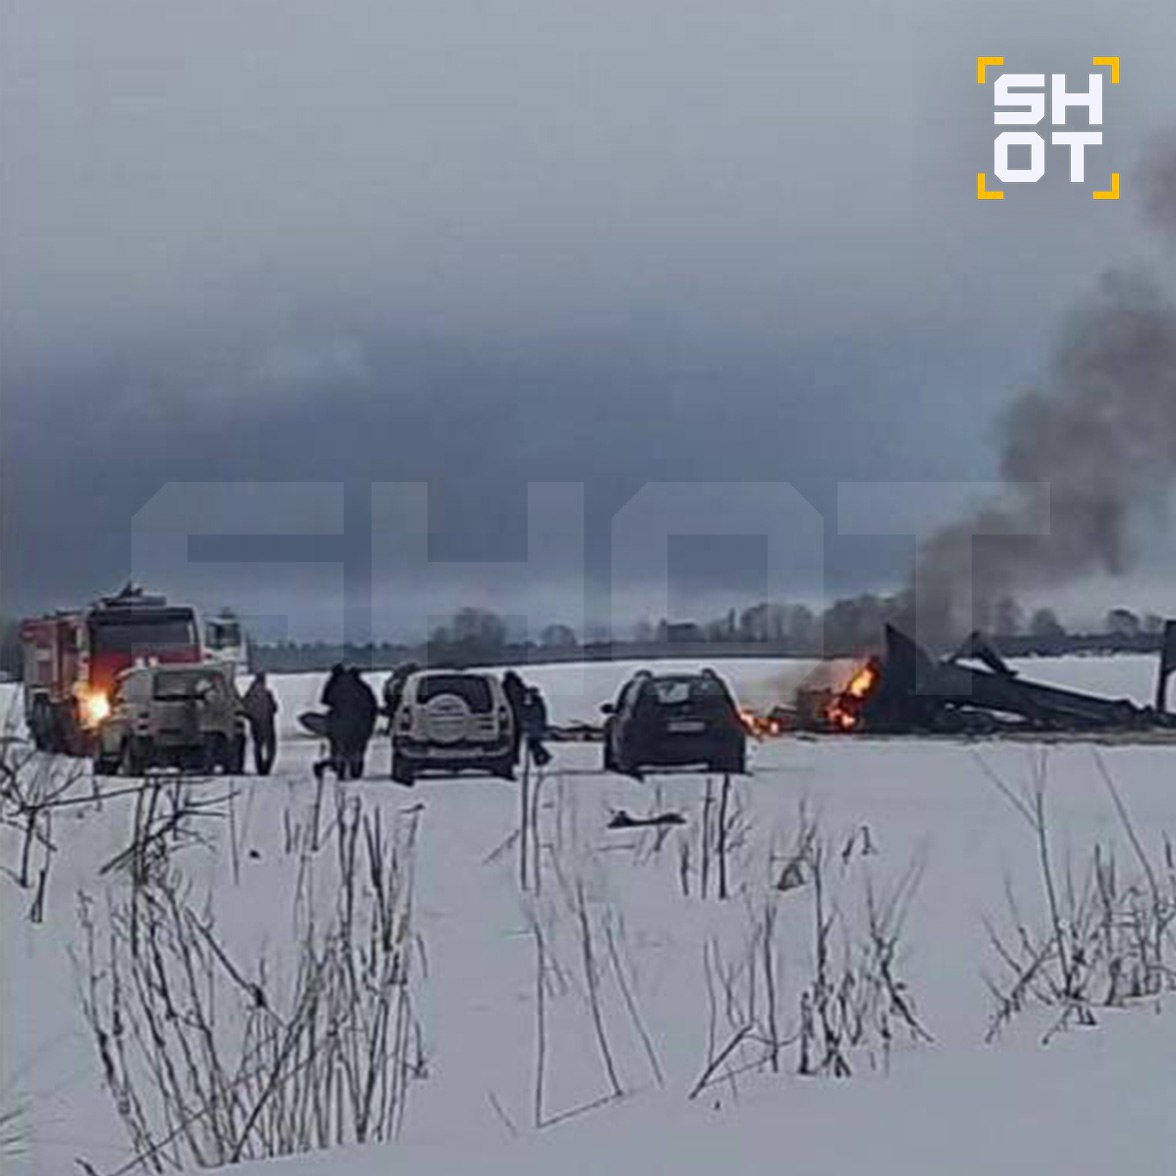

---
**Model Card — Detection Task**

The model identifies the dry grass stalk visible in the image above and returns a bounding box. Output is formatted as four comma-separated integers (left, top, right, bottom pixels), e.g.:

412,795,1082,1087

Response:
73,794,426,1172
981,751,1176,1043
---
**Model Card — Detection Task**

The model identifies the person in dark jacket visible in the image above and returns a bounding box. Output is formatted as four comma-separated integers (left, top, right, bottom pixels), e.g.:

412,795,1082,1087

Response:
314,664,346,780
320,662,346,711
521,685,552,768
501,670,527,764
241,672,279,775
382,661,419,733
315,665,379,780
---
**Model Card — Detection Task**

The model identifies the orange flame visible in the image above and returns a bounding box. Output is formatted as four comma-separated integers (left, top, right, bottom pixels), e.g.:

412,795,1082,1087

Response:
827,660,881,731
740,708,786,738
845,662,879,699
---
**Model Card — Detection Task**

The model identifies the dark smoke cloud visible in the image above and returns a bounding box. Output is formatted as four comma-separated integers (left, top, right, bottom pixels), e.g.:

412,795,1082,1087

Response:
1140,131,1176,238
913,136,1176,643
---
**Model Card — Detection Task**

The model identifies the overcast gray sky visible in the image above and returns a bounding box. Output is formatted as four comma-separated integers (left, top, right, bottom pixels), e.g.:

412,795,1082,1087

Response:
2,0,1174,641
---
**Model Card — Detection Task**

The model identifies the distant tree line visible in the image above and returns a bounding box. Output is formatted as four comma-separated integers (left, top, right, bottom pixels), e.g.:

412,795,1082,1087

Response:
247,598,1172,673
1,600,1167,681
626,597,1169,658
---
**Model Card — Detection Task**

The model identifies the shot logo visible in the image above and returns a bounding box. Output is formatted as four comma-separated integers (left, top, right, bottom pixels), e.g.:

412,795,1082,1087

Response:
976,56,1119,200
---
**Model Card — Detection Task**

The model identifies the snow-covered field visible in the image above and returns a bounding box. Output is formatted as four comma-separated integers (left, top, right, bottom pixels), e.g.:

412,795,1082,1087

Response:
2,656,1173,1175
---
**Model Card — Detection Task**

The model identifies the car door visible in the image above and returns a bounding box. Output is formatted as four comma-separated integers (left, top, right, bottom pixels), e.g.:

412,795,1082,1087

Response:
615,678,647,756
604,679,630,757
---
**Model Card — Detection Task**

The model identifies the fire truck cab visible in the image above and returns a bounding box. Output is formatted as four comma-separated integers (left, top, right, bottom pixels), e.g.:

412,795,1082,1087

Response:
20,585,202,755
202,610,249,675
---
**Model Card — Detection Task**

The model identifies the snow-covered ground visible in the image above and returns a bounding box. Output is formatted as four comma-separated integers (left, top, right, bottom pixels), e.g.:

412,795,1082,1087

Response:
2,655,1173,1175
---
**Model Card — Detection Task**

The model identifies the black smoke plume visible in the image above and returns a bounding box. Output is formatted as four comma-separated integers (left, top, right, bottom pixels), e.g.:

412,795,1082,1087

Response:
912,135,1176,644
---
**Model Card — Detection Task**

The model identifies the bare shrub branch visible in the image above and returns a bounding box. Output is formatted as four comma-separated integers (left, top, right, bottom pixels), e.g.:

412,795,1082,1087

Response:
980,753,1175,1043
73,795,426,1172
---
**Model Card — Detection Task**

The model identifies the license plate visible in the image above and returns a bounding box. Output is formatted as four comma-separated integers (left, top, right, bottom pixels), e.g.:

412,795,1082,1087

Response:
667,720,705,734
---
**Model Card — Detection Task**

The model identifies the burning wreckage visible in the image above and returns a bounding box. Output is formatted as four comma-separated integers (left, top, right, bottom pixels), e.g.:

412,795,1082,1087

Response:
746,621,1176,739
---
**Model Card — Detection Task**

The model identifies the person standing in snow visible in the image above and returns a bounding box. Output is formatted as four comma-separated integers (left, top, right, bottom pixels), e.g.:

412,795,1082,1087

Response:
241,672,279,775
320,662,346,713
314,664,378,780
313,663,346,780
501,669,527,765
345,667,379,778
521,685,552,768
320,666,379,780
382,661,419,733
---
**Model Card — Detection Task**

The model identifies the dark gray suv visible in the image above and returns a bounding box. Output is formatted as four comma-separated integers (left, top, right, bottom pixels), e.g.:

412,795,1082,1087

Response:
601,669,746,778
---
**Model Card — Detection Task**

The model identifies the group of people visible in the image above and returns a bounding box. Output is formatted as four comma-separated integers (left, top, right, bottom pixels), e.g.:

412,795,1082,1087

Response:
235,665,377,781
235,664,553,783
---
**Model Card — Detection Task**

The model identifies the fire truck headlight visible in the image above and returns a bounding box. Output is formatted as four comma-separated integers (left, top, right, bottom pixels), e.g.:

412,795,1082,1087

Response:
82,692,111,727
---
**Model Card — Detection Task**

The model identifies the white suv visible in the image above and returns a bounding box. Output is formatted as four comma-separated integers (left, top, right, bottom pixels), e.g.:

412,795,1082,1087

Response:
391,670,516,785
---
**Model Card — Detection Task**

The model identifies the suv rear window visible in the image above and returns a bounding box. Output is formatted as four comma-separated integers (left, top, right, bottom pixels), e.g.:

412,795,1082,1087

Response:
417,674,493,713
647,676,729,707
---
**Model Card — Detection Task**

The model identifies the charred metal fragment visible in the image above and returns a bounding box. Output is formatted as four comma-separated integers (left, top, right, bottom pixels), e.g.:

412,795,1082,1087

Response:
842,625,1176,734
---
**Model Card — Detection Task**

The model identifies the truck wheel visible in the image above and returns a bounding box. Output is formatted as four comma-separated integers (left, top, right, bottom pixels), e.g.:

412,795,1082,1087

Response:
121,738,149,777
61,708,90,758
30,699,55,752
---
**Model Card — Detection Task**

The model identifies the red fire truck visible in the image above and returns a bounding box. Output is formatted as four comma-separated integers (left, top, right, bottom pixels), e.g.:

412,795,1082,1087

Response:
19,585,202,754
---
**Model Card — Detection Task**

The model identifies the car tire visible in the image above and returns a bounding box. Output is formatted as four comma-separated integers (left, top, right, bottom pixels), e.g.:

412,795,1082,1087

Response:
615,745,642,780
93,755,119,777
603,731,618,773
391,750,415,787
204,735,228,774
212,734,245,774
230,735,247,774
490,753,516,781
713,746,747,775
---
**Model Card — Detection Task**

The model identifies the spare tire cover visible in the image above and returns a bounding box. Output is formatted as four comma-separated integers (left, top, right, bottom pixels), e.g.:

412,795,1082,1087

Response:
423,693,472,744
